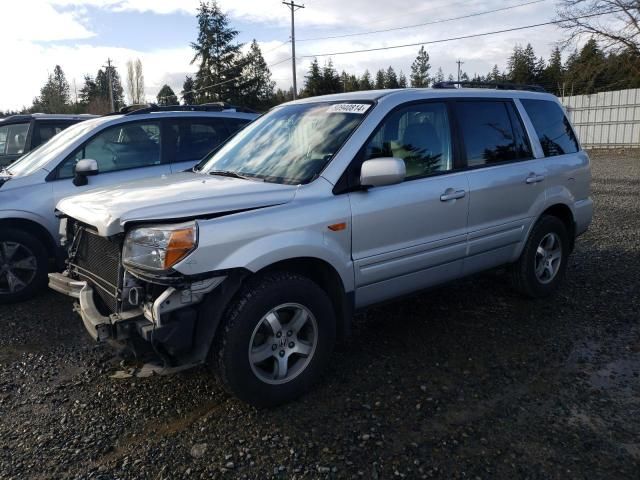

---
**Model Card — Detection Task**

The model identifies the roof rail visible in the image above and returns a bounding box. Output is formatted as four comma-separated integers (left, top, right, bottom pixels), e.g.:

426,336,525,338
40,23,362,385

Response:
118,103,258,116
432,81,546,93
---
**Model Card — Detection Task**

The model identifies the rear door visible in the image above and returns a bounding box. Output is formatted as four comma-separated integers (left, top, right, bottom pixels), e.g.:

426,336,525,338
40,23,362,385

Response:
165,117,232,172
348,101,469,308
51,119,170,206
454,99,543,275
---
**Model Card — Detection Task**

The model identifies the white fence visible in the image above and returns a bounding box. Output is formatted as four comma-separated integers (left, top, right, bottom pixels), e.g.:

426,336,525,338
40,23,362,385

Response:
560,88,640,149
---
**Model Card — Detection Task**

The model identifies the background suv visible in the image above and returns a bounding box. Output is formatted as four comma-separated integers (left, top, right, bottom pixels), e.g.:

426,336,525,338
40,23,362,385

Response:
0,105,257,303
0,113,97,166
50,87,592,406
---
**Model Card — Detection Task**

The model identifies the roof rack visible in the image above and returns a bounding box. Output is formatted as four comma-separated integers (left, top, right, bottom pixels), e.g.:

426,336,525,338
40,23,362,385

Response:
116,103,258,116
432,81,546,93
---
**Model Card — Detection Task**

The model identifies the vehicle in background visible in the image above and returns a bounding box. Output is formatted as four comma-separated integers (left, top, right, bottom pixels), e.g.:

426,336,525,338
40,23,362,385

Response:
50,85,592,407
0,114,97,167
0,104,257,303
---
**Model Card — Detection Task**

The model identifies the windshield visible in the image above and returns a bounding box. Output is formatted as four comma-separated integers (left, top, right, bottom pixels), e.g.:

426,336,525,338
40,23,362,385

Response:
7,117,111,177
199,101,372,184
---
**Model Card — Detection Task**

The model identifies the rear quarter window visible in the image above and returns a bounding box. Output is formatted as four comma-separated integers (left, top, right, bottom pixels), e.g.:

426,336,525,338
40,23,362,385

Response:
521,99,580,157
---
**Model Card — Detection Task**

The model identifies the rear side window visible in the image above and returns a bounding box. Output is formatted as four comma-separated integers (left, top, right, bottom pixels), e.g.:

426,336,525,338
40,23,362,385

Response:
456,101,532,167
521,99,579,157
32,121,74,149
224,118,251,134
167,119,230,163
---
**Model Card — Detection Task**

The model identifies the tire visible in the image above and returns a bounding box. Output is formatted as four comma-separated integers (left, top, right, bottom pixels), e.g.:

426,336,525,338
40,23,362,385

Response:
210,271,336,407
0,228,49,304
510,215,570,298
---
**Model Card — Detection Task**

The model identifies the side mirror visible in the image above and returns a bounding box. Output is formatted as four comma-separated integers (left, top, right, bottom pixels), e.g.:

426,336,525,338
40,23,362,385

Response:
73,159,99,187
360,157,406,188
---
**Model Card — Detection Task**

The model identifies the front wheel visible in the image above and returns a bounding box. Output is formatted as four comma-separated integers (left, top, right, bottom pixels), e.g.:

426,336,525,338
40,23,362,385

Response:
510,215,570,298
0,228,49,304
210,271,336,407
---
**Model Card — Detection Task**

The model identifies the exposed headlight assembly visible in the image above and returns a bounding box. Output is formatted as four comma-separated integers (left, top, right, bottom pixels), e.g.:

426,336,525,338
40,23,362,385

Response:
123,222,197,272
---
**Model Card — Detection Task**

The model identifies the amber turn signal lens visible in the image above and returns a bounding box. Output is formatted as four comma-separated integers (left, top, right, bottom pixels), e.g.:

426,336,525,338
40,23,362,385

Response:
328,222,347,231
164,228,196,269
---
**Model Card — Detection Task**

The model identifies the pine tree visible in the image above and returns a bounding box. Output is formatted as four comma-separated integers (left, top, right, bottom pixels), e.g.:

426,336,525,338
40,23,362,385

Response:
385,66,399,88
410,46,431,87
157,85,179,105
398,71,408,88
181,75,196,105
488,64,502,82
95,66,125,110
321,59,341,94
191,1,243,103
359,70,373,90
241,39,275,110
433,67,445,84
375,69,386,89
543,47,564,94
33,65,70,113
303,58,323,97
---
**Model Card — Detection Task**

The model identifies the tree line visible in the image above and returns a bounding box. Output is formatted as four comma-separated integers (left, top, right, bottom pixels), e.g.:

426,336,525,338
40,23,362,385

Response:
1,0,638,117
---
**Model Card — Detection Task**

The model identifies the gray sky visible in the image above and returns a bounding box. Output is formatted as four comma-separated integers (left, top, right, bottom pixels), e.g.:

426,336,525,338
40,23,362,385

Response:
1,0,586,110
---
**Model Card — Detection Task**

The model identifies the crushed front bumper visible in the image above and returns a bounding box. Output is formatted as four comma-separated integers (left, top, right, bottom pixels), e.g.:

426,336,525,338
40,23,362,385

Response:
49,272,143,342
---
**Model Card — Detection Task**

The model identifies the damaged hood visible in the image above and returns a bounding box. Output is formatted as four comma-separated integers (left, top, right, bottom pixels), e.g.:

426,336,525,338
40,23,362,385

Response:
56,172,299,236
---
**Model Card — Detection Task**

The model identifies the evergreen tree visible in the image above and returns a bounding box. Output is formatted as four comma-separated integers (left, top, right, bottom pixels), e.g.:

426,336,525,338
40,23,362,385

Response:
398,71,408,88
181,75,196,105
33,65,70,113
447,73,455,82
359,70,373,90
385,66,399,88
564,38,609,94
507,43,537,84
542,47,564,94
303,58,323,97
488,64,502,82
241,39,275,109
321,59,341,94
157,84,179,105
191,1,243,103
410,46,431,87
95,66,125,111
433,67,445,84
375,69,386,89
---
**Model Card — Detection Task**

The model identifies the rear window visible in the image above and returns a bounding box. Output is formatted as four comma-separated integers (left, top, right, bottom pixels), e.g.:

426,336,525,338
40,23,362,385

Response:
521,99,580,157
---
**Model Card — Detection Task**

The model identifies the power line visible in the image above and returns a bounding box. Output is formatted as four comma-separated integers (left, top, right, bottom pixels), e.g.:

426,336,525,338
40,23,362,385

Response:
296,0,549,42
299,9,625,58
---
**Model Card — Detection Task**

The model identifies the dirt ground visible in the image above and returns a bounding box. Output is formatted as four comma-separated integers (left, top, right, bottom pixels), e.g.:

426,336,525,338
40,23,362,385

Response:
0,150,638,479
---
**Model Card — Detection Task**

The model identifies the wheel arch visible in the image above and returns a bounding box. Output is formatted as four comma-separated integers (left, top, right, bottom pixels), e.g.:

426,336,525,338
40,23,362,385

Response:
0,218,60,264
539,203,576,251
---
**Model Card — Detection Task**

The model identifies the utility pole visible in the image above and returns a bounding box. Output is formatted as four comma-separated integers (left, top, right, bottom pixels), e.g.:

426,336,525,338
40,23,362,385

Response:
456,59,464,84
282,1,304,100
104,58,115,112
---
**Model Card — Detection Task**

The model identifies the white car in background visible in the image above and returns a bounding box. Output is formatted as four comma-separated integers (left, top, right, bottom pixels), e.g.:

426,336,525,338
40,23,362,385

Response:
0,104,257,303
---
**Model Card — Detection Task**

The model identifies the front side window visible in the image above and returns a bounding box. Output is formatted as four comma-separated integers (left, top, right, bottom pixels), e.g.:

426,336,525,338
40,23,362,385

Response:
0,123,30,156
456,101,531,167
363,102,453,179
167,119,229,163
57,121,161,179
521,99,580,157
199,102,371,184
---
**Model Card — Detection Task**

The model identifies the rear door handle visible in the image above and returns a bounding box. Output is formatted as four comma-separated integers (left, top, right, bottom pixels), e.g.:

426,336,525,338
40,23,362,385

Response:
526,173,545,184
440,189,466,201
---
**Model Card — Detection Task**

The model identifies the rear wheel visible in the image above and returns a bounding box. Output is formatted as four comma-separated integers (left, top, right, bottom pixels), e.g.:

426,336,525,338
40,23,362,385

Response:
510,215,569,298
210,271,336,407
0,228,49,304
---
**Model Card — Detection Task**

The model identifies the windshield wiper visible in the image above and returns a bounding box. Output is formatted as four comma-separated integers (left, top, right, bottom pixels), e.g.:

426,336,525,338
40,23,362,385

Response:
208,170,251,180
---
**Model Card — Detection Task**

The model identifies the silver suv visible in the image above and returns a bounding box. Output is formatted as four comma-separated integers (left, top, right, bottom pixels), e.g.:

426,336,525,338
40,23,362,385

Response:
50,87,593,406
0,105,256,303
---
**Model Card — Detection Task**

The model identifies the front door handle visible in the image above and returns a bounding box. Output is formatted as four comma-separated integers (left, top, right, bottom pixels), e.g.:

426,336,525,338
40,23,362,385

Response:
440,189,466,201
526,173,545,184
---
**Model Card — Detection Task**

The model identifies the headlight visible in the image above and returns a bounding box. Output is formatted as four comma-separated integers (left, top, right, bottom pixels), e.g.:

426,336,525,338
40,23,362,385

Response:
123,223,197,272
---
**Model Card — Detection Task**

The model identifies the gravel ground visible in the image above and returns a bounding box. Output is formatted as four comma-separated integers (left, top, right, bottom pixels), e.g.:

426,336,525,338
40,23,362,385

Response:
1,151,639,479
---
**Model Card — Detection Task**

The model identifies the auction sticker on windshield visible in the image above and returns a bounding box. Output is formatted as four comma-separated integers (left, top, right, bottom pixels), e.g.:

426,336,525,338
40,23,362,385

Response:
326,103,371,114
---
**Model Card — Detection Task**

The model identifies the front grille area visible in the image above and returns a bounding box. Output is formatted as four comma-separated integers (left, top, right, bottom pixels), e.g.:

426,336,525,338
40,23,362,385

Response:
70,228,123,313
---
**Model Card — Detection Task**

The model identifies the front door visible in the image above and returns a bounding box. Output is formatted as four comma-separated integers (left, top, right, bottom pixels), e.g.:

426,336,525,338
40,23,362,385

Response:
348,101,469,308
51,120,170,206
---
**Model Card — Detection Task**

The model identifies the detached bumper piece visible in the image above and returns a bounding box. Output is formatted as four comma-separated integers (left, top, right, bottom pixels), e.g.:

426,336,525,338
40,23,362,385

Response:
48,272,143,342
